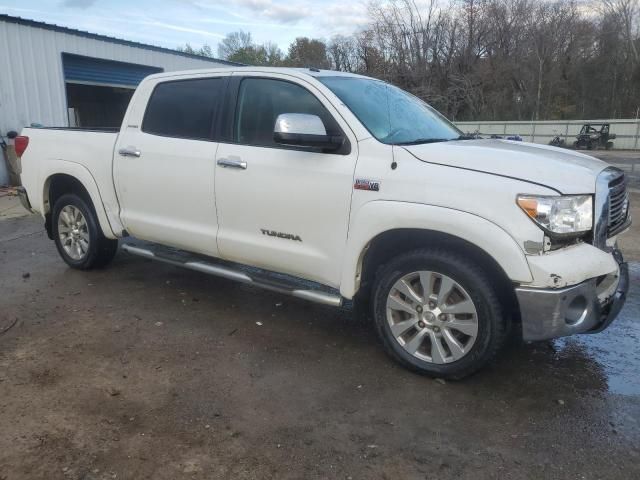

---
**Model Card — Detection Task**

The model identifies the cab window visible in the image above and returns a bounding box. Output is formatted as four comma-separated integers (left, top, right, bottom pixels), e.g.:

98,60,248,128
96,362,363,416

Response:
234,78,340,148
142,77,223,140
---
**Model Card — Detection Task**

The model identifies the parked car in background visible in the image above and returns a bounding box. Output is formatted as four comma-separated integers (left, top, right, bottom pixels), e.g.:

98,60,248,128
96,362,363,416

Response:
15,67,631,378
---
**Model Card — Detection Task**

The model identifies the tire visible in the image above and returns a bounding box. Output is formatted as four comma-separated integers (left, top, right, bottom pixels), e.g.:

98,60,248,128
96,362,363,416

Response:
606,142,613,151
371,249,507,379
52,193,118,270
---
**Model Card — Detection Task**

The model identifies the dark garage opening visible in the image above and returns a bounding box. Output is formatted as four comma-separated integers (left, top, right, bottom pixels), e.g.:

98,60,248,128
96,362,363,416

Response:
66,83,134,128
62,53,163,128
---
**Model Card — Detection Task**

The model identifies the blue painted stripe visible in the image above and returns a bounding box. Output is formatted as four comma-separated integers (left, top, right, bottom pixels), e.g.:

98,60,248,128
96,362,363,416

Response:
62,53,163,87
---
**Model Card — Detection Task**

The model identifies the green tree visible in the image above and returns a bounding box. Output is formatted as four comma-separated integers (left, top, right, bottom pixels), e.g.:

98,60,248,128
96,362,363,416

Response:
285,37,330,68
177,43,214,57
217,31,284,66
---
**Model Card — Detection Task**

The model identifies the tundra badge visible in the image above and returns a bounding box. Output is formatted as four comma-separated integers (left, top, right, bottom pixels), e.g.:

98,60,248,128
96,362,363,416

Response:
261,229,302,242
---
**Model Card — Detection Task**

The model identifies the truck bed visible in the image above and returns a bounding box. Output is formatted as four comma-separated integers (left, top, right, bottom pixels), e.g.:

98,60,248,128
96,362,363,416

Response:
30,126,119,133
20,126,121,237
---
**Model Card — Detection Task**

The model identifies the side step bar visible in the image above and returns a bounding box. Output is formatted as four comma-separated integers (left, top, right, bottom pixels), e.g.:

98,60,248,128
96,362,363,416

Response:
121,244,343,308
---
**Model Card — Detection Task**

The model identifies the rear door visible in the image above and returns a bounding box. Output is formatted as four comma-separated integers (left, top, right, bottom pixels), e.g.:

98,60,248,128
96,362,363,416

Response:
214,73,358,287
114,74,229,256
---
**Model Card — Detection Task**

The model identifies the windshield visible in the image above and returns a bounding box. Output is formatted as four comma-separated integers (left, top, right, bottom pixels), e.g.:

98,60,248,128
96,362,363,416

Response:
318,76,462,145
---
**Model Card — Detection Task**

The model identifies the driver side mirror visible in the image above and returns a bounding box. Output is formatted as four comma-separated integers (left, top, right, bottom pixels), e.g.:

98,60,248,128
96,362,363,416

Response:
273,113,344,151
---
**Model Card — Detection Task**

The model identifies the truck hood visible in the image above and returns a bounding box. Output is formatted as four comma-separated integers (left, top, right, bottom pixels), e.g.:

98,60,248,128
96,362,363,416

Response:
402,139,608,194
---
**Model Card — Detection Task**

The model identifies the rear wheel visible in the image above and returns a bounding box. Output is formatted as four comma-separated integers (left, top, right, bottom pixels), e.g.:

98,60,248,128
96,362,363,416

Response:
372,249,507,379
52,193,118,269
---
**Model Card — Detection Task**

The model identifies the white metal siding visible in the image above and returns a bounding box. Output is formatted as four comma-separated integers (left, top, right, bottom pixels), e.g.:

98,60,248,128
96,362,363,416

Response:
456,119,640,150
0,20,228,135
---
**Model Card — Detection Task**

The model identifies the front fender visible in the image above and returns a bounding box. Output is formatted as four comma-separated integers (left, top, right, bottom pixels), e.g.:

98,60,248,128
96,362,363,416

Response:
340,201,533,298
40,160,120,239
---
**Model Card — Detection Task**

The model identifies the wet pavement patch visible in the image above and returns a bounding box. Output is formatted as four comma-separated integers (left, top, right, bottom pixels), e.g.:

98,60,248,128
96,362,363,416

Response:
552,262,640,396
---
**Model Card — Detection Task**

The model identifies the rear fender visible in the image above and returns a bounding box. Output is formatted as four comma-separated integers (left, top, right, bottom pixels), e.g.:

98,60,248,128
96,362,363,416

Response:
41,161,119,239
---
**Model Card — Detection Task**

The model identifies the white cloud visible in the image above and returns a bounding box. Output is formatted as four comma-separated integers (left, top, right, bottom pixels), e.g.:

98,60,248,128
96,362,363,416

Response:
188,0,369,29
142,19,226,38
2,0,372,53
320,2,369,35
61,0,97,8
234,0,308,23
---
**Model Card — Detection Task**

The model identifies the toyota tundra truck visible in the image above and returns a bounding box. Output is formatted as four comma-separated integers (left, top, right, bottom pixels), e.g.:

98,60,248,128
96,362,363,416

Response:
16,67,631,378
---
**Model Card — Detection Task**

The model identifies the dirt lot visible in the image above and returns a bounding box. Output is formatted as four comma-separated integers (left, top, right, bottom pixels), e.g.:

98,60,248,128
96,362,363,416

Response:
1,155,639,479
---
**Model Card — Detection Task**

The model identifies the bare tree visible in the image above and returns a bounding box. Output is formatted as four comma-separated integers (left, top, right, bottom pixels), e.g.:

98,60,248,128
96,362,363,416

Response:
603,0,639,63
178,0,640,121
328,35,359,72
217,31,253,60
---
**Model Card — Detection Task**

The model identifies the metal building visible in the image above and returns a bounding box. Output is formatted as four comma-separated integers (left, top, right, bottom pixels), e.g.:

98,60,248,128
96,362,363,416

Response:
0,14,237,184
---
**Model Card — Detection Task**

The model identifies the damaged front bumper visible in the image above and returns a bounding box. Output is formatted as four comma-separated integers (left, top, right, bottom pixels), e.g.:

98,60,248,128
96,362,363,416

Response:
515,249,629,341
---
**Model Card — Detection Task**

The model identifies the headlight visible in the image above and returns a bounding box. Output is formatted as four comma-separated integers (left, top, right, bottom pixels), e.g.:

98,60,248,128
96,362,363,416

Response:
517,194,593,236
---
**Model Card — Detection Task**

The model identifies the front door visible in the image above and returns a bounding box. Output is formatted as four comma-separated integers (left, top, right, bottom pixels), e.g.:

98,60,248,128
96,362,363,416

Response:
114,74,228,256
215,74,358,287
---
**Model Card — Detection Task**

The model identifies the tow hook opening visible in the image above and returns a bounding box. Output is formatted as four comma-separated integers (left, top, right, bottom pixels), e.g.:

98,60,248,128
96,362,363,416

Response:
565,295,588,326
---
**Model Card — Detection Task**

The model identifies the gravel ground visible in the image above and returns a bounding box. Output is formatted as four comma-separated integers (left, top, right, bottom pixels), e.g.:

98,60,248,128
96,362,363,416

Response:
1,153,639,479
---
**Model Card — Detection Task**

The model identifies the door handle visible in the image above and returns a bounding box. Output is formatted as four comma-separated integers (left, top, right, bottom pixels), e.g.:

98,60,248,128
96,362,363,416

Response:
118,147,141,158
217,158,247,170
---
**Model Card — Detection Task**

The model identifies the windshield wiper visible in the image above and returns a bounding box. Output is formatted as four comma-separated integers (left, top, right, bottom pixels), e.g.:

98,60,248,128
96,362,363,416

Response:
395,138,452,146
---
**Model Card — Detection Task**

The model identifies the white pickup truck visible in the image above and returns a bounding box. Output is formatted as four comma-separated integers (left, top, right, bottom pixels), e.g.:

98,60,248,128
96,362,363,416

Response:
17,67,630,378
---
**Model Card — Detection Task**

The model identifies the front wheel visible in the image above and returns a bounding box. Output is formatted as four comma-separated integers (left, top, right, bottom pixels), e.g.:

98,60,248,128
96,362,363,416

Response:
372,249,507,379
52,193,118,269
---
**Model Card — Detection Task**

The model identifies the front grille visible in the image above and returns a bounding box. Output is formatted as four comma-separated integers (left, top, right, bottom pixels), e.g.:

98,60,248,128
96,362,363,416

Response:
607,174,629,236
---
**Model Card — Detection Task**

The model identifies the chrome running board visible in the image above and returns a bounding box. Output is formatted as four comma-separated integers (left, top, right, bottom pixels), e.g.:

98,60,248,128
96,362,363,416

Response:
121,243,343,308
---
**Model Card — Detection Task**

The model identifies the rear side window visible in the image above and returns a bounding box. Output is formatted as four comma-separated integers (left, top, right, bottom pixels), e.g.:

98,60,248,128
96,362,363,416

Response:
142,78,222,140
235,78,340,147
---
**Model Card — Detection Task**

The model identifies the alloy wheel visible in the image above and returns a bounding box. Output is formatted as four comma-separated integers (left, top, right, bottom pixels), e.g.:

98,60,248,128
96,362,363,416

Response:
58,205,90,260
386,271,479,364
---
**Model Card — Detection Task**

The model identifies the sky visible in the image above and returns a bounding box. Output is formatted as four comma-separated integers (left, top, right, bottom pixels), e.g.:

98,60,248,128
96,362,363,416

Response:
0,0,370,58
